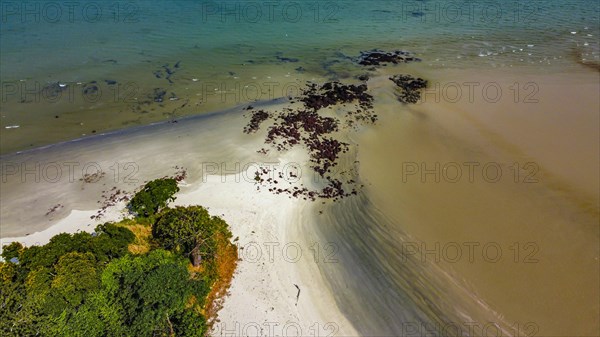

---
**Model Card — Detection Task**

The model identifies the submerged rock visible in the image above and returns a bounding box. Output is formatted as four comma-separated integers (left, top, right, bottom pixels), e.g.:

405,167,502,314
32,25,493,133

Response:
357,49,421,66
152,88,167,102
389,74,428,104
41,82,68,98
82,83,99,96
276,55,300,63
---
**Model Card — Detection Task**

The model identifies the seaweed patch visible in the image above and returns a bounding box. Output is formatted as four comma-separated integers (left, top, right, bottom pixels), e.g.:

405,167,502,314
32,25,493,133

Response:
243,109,271,134
243,81,376,201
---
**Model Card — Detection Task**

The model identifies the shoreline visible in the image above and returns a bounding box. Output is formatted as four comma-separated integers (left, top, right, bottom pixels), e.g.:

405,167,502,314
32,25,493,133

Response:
1,58,595,156
0,90,363,334
0,208,124,249
0,97,289,159
0,97,283,238
1,67,598,336
0,150,360,336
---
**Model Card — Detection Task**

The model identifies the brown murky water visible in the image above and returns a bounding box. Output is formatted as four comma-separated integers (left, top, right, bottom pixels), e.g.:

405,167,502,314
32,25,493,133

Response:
354,68,599,336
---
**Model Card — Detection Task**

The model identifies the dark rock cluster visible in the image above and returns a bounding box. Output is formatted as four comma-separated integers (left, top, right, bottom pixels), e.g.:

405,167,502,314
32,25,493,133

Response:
40,82,69,98
389,74,428,104
357,50,421,66
319,177,358,199
266,108,347,175
301,82,373,111
276,55,299,63
80,171,106,184
125,60,188,117
265,114,303,151
153,61,181,84
305,137,348,176
82,82,99,96
152,88,167,103
253,167,317,201
244,81,377,201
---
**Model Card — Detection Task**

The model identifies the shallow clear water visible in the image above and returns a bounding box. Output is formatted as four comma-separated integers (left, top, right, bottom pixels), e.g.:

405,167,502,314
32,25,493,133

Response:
1,0,599,153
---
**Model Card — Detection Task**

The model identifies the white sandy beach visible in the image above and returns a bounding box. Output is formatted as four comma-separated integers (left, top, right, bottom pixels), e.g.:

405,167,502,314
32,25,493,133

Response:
173,151,357,337
1,156,359,337
0,207,125,249
0,110,358,336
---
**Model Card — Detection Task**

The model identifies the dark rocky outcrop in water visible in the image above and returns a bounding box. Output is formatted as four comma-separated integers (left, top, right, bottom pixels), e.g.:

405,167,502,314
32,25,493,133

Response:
276,55,300,63
82,82,99,96
40,82,69,98
357,49,421,66
357,74,370,82
389,74,428,104
301,82,373,111
152,88,167,103
153,61,181,84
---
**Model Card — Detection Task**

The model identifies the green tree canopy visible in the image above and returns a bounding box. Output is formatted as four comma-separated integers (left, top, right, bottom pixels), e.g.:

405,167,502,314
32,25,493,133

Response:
52,252,100,308
153,206,231,267
0,202,234,336
18,223,134,273
97,249,208,336
129,178,179,217
1,242,23,261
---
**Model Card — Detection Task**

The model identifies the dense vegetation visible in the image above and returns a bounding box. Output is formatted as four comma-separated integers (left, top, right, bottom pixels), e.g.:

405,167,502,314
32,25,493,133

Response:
129,178,180,217
0,179,237,336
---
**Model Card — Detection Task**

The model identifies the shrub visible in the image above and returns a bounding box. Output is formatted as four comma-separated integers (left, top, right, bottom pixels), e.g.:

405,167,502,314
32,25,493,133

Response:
129,178,179,217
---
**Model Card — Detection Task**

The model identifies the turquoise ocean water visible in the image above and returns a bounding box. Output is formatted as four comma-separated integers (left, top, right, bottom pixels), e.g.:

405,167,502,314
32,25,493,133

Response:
1,0,599,77
1,0,598,153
